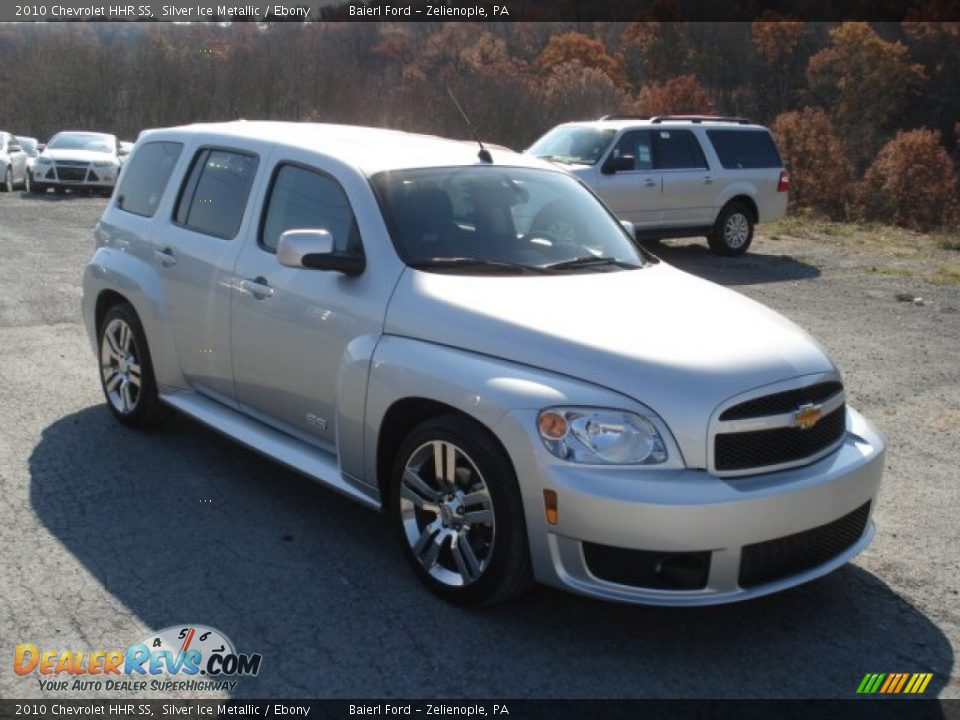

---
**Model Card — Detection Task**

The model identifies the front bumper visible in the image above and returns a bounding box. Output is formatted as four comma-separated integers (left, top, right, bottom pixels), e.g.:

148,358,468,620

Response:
496,406,884,605
36,164,118,187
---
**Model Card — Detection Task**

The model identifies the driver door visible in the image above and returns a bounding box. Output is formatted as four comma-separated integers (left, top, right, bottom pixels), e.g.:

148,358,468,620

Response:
229,161,382,450
595,129,663,228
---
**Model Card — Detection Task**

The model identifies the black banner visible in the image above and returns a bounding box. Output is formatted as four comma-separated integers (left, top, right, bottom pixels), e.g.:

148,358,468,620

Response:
0,700,956,720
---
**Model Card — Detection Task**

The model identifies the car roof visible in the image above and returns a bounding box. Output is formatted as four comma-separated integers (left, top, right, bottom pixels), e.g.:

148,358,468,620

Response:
556,118,770,132
140,121,557,176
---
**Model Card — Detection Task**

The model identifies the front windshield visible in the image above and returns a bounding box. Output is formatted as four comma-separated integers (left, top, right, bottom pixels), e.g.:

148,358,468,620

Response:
17,138,38,157
48,133,116,153
372,166,645,274
526,127,616,165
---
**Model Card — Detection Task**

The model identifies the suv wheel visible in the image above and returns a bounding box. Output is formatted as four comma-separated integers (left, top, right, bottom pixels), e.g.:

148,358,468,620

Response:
389,414,532,606
709,202,754,256
2,167,11,192
98,303,167,428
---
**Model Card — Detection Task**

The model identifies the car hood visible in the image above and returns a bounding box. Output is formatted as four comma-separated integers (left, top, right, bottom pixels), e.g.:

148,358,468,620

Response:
41,149,116,163
384,262,837,468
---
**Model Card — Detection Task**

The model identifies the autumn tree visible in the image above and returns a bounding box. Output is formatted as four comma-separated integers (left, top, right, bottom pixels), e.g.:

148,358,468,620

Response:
807,22,926,166
620,21,690,84
751,13,805,118
628,75,712,116
535,32,627,89
859,129,958,231
772,108,854,219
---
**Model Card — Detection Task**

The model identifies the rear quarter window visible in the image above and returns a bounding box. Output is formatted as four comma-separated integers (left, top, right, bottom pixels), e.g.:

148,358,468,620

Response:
706,129,783,170
115,141,184,218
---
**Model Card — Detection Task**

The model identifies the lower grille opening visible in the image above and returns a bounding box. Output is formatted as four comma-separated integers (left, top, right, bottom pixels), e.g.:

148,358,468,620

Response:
583,543,711,590
738,501,871,589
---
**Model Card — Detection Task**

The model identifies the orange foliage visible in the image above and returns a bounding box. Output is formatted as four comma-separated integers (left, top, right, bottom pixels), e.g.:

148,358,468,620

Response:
751,13,805,67
860,129,958,231
535,32,627,89
808,23,925,145
629,75,712,116
772,108,854,219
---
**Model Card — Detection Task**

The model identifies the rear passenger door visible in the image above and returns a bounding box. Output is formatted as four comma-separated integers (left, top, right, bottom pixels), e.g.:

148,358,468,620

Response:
595,129,663,228
655,128,715,228
158,147,260,399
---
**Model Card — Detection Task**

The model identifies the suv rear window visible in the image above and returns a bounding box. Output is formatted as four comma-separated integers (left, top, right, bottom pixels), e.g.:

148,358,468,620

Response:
115,141,183,218
706,130,782,169
175,149,259,239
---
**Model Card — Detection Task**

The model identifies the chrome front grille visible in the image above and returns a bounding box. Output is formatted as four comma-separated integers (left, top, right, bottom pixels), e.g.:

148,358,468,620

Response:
711,380,847,476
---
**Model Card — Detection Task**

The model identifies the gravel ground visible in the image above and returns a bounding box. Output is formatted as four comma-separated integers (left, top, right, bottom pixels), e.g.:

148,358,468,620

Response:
0,191,957,700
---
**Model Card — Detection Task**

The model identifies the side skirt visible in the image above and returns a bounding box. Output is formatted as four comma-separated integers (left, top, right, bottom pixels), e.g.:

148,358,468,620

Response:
161,391,381,511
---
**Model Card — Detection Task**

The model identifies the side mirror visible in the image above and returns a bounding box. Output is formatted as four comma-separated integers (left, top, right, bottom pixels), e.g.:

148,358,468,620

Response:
602,155,634,175
118,146,130,157
620,220,636,239
277,229,365,277
37,144,45,152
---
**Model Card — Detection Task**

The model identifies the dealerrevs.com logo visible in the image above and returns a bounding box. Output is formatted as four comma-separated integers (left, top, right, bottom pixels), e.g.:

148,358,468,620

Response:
14,625,262,693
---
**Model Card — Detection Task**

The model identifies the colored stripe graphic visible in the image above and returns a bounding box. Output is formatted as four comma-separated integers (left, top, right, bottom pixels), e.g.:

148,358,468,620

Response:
857,672,933,694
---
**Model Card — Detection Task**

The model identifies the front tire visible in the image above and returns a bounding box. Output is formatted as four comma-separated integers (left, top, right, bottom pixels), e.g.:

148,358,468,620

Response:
98,303,167,429
708,202,754,256
31,180,47,194
389,414,532,606
1,166,11,192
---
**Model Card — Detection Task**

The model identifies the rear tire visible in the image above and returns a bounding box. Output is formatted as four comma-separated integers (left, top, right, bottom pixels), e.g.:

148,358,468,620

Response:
97,303,168,429
1,167,11,192
389,414,532,606
708,202,754,256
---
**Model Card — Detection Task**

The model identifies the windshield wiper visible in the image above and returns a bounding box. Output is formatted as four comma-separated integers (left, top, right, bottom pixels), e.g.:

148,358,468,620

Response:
540,256,642,272
409,257,548,274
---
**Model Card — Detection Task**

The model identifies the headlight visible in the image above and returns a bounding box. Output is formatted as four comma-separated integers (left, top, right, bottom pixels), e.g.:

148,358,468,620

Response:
537,407,669,465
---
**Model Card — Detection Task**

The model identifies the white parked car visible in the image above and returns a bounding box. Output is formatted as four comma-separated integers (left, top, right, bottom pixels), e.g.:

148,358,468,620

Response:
33,131,128,195
15,136,40,188
0,131,30,192
82,122,883,606
526,115,790,255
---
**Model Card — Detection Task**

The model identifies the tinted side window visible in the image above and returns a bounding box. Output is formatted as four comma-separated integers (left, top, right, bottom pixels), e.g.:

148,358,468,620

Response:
176,149,258,239
115,142,184,218
707,130,783,169
260,164,361,254
655,129,708,170
609,130,654,170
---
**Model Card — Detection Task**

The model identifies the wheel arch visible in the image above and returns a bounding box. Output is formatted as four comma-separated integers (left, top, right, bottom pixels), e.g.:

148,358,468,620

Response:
375,398,496,510
719,194,759,224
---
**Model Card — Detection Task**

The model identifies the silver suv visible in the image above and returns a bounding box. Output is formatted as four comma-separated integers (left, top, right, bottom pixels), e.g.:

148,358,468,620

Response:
82,122,883,607
526,115,790,256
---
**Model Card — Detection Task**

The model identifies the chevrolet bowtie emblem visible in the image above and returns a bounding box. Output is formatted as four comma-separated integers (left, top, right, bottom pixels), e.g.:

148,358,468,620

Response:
793,403,823,430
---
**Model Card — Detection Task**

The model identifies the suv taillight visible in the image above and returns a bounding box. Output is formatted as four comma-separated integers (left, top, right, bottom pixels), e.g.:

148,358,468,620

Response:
777,170,790,193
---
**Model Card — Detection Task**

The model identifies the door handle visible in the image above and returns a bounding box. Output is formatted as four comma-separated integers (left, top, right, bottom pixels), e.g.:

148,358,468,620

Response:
643,179,658,188
703,176,714,184
241,276,274,299
154,248,177,267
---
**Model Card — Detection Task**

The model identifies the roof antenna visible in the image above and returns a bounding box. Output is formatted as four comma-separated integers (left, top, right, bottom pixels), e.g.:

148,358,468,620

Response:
447,87,493,163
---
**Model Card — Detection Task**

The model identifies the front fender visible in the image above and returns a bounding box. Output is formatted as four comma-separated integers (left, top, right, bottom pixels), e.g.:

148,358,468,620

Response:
361,335,657,488
82,246,182,389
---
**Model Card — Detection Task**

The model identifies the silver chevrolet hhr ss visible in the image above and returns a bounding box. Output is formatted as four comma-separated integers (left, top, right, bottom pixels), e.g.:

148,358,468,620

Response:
82,121,885,606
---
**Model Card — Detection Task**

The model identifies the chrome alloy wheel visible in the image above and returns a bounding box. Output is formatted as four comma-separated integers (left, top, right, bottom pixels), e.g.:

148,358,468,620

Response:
723,211,750,249
100,318,142,414
399,440,496,587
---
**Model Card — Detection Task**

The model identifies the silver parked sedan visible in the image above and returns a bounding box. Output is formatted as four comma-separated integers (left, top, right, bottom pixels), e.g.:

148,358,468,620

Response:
82,122,884,606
